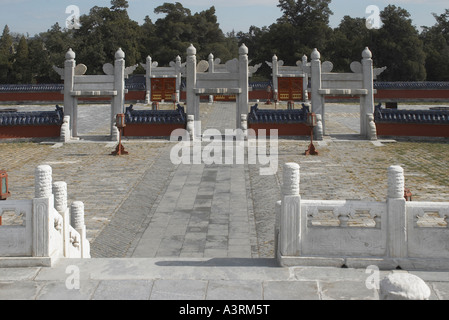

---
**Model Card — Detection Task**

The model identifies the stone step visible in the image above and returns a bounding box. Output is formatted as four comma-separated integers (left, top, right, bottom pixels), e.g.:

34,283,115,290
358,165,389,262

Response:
2,257,448,300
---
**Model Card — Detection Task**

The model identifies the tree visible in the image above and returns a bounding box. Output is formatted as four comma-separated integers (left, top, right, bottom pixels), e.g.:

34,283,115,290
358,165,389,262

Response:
12,35,32,83
110,0,129,11
371,5,426,81
0,25,13,83
421,9,449,81
27,37,53,83
72,1,141,73
191,6,236,61
327,16,372,72
151,2,194,64
276,0,333,55
138,15,157,61
150,3,236,65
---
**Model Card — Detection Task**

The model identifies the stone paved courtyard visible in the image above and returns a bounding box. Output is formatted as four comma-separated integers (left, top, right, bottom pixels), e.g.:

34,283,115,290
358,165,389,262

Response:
0,102,448,259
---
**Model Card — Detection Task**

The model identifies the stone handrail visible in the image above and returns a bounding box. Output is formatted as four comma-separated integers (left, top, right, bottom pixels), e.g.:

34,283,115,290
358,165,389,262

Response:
276,163,449,270
0,165,90,267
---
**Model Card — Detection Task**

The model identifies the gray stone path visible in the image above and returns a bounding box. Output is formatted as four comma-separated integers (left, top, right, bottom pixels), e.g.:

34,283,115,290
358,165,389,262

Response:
128,103,258,258
130,162,257,258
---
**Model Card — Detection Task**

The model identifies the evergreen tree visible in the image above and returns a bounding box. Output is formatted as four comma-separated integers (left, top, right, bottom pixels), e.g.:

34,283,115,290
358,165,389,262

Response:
328,16,372,72
72,1,141,73
151,2,194,64
28,37,53,83
0,0,445,83
110,0,129,10
421,9,449,81
150,3,236,64
276,0,333,58
371,5,426,81
0,25,13,83
13,35,31,83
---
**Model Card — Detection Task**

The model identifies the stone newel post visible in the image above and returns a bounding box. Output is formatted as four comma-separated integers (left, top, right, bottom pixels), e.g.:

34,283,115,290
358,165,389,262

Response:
35,165,53,199
175,55,182,103
145,55,152,104
71,201,90,258
53,181,70,256
310,48,324,135
361,47,375,138
71,201,85,231
387,165,407,259
33,165,54,257
208,53,215,103
64,49,76,138
53,181,67,213
279,163,301,256
238,44,249,129
282,163,300,196
302,54,309,101
186,115,195,141
186,44,198,120
112,48,126,134
271,54,279,96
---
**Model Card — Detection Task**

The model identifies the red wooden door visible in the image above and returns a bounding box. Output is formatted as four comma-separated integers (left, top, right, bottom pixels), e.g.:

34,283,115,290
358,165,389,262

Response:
151,78,176,101
278,77,303,101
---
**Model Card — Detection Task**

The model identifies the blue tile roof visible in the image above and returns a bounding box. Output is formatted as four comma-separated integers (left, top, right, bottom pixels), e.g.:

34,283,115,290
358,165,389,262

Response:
374,104,449,124
0,106,64,126
125,104,186,124
247,104,309,123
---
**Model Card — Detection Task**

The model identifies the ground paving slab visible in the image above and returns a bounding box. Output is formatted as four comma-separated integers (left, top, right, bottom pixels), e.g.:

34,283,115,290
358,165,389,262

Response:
1,257,449,300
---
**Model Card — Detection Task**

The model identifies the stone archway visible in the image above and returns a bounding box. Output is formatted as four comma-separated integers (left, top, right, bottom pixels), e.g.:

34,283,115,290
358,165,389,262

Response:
309,47,386,140
54,48,137,139
185,44,260,136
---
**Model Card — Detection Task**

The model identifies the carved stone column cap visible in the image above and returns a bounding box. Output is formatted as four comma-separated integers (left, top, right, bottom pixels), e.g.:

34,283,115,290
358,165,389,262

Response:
239,43,248,55
311,48,321,60
388,165,405,199
71,201,85,230
282,163,300,196
53,181,68,212
65,48,75,60
35,165,53,199
187,44,196,56
115,48,125,60
362,47,373,59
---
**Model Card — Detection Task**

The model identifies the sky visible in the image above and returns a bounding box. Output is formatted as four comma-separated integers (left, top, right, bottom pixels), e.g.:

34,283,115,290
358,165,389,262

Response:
0,0,447,37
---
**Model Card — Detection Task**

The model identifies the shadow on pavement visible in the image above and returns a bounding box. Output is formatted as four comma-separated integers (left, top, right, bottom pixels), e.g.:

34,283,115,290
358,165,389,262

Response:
155,257,280,268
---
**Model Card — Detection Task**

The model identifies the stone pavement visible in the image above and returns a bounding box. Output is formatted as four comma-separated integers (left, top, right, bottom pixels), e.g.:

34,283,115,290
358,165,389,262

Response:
127,103,258,259
1,257,449,300
1,102,449,300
